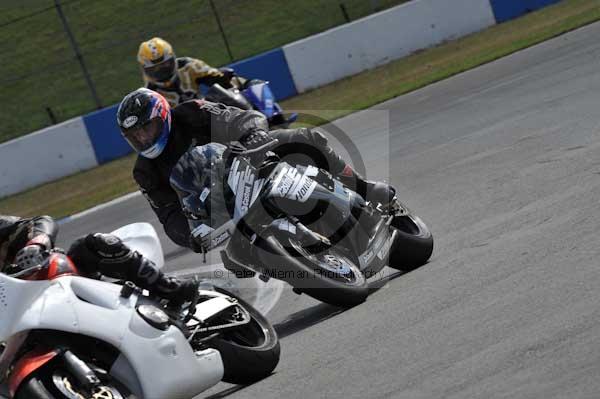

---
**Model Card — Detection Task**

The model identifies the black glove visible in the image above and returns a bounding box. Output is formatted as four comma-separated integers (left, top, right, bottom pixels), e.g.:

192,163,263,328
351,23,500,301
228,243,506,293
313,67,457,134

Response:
188,234,206,254
239,130,274,152
67,233,135,278
154,276,199,307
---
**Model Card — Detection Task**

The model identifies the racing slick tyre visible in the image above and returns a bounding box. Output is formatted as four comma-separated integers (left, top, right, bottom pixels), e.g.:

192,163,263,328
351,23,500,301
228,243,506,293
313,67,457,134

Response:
210,288,281,385
388,211,433,272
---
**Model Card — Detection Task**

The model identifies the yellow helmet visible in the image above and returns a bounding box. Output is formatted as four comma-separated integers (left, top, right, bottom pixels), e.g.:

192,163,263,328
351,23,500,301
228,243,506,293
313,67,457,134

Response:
137,37,177,84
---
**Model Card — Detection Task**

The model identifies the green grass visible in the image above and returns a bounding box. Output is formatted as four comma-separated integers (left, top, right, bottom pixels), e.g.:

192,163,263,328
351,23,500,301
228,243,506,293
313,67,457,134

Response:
284,0,600,126
1,0,600,219
0,0,407,143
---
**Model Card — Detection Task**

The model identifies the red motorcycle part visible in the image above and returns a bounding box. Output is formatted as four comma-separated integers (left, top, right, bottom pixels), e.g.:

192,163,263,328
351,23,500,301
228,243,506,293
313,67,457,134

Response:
8,348,59,397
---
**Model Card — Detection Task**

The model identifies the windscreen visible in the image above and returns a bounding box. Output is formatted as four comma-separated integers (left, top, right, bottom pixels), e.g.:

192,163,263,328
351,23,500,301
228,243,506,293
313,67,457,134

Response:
204,84,253,110
169,144,232,232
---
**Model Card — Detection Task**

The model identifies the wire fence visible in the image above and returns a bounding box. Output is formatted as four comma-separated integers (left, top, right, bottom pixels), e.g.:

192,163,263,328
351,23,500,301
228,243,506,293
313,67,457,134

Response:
0,0,410,143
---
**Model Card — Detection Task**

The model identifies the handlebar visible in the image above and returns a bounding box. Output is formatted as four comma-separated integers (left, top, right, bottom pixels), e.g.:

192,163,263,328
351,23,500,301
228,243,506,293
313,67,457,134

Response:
230,138,279,155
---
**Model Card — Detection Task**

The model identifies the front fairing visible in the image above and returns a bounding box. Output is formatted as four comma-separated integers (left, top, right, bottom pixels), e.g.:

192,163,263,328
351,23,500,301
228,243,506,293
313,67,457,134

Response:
0,274,120,386
0,275,224,398
0,275,132,345
0,274,52,342
170,144,234,246
177,148,269,251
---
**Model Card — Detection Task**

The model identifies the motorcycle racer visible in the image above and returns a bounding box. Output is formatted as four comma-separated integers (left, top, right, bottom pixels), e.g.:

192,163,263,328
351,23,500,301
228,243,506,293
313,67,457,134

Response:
117,88,396,252
138,36,246,107
0,214,197,304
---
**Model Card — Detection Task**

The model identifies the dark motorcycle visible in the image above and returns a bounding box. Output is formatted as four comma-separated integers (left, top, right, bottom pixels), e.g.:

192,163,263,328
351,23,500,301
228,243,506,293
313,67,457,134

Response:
170,141,433,308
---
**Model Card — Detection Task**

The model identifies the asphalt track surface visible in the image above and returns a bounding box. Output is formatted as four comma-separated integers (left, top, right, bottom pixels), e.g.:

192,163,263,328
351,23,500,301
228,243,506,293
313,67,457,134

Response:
56,23,600,399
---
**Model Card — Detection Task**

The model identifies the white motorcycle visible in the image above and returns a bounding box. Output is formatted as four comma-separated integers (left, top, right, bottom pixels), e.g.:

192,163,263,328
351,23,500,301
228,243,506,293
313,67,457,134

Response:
0,223,280,399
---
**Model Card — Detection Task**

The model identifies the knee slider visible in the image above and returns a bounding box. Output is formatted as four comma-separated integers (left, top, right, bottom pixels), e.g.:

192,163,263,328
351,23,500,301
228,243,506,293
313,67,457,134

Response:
308,128,329,148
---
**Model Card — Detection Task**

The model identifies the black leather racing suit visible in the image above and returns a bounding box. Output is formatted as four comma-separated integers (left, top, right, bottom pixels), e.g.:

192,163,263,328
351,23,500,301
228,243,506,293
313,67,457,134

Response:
0,215,196,302
134,99,350,248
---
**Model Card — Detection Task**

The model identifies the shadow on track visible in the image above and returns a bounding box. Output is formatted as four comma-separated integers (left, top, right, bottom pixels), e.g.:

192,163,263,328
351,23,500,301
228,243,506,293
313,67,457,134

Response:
274,302,347,339
204,384,251,399
368,269,405,292
203,270,407,398
274,269,406,339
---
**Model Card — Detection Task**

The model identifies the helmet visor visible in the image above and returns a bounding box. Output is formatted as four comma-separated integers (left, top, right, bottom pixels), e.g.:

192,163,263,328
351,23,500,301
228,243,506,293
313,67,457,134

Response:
144,57,176,82
122,118,164,152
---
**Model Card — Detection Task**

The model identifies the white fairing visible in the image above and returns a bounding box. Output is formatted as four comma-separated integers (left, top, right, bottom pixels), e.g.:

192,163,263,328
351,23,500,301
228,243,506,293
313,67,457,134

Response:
111,222,165,270
0,273,225,398
0,274,49,342
0,223,237,397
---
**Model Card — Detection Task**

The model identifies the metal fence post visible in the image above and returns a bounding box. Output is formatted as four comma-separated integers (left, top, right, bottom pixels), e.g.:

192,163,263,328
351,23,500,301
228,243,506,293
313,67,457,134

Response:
339,3,351,23
208,0,234,62
45,107,58,124
54,0,102,109
371,0,381,13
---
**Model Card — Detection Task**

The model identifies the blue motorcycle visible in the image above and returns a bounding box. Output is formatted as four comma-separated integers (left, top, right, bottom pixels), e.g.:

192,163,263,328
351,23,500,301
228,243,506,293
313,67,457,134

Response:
205,72,297,128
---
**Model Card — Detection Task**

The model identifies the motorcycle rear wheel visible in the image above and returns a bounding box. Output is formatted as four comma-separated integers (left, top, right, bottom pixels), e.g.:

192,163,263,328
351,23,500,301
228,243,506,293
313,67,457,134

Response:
388,210,433,272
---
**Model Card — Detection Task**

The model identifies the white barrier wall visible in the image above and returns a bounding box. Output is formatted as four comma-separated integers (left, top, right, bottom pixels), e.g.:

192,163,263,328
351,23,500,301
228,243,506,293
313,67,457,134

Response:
0,0,500,200
0,117,98,197
283,0,497,92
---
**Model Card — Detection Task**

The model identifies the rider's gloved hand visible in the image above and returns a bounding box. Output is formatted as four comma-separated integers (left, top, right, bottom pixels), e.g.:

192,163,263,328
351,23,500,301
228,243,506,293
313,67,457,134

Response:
67,233,135,278
85,233,132,260
14,243,46,270
68,233,132,265
239,130,274,152
188,234,207,254
155,276,199,308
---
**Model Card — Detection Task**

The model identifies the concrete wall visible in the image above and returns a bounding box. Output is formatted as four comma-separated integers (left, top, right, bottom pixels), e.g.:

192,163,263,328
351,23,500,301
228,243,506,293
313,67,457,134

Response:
282,0,497,92
0,0,566,198
0,117,98,196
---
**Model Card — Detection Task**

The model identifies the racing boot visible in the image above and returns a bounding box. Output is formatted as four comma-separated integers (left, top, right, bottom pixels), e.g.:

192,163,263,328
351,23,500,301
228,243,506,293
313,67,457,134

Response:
336,164,396,206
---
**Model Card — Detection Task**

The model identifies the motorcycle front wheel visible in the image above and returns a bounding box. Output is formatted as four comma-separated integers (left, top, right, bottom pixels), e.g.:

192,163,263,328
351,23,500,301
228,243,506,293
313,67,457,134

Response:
284,238,369,308
15,362,136,399
208,288,281,385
